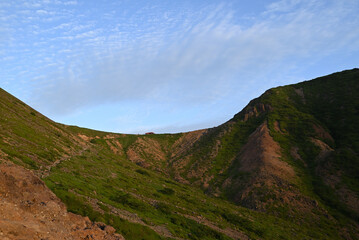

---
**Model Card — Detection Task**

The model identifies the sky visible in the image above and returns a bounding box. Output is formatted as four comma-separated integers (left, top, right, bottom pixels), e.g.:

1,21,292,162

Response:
1,0,358,134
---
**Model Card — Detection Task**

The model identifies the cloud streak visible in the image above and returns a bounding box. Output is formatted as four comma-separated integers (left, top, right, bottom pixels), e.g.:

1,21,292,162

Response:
1,0,359,133
30,0,359,116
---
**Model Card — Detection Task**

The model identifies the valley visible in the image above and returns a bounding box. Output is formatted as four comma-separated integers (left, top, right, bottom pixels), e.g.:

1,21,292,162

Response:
0,69,358,239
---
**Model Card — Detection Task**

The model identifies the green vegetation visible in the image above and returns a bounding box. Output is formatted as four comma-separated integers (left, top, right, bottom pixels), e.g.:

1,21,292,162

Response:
1,69,359,239
157,187,175,195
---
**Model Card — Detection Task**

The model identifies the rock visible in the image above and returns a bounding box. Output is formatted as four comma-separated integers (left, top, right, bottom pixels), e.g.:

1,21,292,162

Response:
0,162,125,240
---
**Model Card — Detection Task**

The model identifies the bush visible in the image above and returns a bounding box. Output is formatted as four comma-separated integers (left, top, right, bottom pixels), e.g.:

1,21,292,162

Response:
110,192,150,211
158,187,175,195
155,202,172,214
170,215,229,239
136,169,150,176
104,214,163,240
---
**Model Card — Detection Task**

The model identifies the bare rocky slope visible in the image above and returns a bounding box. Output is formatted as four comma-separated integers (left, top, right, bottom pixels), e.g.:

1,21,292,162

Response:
0,69,358,239
0,160,124,240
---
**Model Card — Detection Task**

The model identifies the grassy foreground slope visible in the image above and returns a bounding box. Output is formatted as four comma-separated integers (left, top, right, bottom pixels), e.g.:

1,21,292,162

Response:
0,69,358,239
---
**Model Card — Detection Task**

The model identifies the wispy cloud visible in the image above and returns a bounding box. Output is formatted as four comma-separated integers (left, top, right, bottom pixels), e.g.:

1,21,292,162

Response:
63,1,77,6
1,0,359,133
29,0,359,116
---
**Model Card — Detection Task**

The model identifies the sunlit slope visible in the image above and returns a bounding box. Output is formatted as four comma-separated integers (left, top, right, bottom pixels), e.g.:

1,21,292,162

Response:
0,88,87,171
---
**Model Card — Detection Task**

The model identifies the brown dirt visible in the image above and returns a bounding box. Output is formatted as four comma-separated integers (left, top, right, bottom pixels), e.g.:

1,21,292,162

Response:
106,140,124,156
237,122,294,177
223,122,319,212
126,137,166,171
77,134,91,142
0,161,124,240
104,134,117,139
312,124,334,144
310,138,334,162
241,103,271,122
168,130,207,183
172,127,236,189
170,130,206,158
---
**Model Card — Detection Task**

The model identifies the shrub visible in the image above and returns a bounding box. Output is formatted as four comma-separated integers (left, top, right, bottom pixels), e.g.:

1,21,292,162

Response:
136,169,150,176
155,202,172,214
158,187,175,195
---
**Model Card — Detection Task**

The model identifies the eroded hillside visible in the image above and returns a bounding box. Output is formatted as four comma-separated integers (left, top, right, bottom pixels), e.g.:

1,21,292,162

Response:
0,160,124,240
0,69,358,239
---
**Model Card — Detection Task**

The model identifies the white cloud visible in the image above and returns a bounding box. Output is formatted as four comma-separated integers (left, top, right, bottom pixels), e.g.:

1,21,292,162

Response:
266,0,304,13
63,1,77,6
36,9,48,14
23,2,42,8
24,0,359,117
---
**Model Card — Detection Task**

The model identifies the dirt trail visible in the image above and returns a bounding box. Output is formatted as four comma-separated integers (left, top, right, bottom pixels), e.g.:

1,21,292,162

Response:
41,145,89,178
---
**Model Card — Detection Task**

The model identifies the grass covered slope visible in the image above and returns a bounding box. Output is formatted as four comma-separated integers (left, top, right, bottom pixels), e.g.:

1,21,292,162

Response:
0,88,87,171
0,69,359,239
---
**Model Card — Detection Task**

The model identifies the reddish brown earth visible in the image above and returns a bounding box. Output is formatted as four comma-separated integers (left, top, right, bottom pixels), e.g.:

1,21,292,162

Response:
0,161,125,240
127,137,166,170
221,122,308,211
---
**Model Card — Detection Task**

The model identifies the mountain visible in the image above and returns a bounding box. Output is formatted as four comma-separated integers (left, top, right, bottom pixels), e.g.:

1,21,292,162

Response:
0,69,358,240
168,68,359,214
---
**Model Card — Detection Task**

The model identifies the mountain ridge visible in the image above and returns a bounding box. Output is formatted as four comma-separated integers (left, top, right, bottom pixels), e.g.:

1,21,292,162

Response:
1,68,358,239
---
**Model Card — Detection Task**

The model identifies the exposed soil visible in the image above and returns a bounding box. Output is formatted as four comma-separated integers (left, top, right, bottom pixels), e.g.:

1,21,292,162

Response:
312,124,334,144
127,137,166,171
0,161,124,240
106,140,124,156
310,138,334,162
170,130,206,159
223,122,318,212
236,122,294,177
240,103,271,122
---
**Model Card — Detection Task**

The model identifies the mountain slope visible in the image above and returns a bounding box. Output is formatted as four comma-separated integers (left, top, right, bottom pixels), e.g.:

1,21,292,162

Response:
161,69,359,233
164,69,359,215
0,87,90,172
0,69,358,240
0,162,124,240
0,88,254,239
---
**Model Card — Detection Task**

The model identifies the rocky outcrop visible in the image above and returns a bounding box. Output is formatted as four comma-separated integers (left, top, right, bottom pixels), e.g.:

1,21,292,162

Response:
0,161,124,240
238,103,272,122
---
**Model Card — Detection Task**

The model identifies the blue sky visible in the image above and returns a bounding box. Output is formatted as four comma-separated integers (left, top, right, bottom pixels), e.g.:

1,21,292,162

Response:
1,0,359,133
